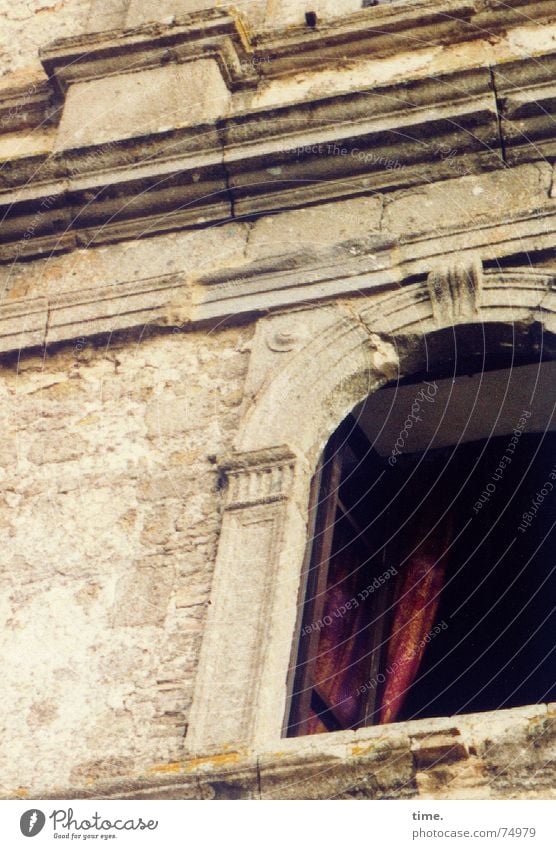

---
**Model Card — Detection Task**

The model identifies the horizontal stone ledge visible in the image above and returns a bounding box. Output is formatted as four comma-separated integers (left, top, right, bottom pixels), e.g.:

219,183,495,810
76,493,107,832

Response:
1,0,553,141
39,8,256,98
0,146,502,262
193,207,556,322
254,0,555,78
2,61,499,189
5,40,556,258
37,0,556,97
0,274,186,356
2,196,556,357
0,296,48,352
0,248,555,362
17,702,554,800
0,79,55,135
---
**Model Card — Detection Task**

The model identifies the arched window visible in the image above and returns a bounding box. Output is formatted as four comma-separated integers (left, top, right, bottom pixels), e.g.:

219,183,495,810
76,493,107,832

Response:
287,354,556,736
187,281,556,757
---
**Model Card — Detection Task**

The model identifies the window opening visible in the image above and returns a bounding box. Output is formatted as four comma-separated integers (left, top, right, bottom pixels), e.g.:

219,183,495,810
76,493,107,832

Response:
287,360,556,736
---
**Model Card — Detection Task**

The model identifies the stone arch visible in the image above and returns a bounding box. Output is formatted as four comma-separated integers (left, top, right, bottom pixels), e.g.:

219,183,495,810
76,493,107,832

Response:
187,262,556,755
236,263,556,467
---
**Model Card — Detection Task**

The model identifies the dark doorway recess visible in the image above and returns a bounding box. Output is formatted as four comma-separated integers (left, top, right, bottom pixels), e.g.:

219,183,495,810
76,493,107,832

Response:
287,380,556,737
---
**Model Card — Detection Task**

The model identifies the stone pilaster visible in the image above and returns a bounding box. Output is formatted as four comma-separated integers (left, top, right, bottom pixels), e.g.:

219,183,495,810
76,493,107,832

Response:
186,446,306,753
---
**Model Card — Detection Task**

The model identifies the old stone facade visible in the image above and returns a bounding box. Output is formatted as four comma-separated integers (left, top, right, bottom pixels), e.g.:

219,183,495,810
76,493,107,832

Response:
1,0,556,799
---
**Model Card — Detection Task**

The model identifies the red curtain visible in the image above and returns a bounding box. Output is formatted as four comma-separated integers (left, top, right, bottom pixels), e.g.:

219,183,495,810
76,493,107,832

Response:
304,490,454,733
306,520,372,734
379,514,453,724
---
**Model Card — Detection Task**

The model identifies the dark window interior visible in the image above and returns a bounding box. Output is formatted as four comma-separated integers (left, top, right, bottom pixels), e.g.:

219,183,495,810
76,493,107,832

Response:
398,434,556,721
287,404,556,737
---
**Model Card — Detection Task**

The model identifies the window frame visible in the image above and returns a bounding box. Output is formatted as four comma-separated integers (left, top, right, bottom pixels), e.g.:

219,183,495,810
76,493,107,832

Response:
185,263,555,756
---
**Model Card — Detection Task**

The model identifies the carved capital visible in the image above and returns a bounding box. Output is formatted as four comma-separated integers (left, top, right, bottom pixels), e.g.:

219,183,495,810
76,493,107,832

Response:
427,259,483,325
220,446,298,510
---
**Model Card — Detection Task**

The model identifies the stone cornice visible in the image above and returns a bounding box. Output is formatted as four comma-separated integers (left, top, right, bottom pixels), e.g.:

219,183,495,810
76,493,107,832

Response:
0,88,549,266
252,0,554,78
1,0,553,138
0,1,555,352
0,2,555,262
39,8,257,98
194,205,556,321
0,272,184,355
0,79,56,135
2,205,556,356
33,0,556,93
0,60,509,260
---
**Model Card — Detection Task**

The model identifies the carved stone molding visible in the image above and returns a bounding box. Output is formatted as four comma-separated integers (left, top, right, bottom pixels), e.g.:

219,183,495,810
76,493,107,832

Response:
257,0,555,80
234,271,556,461
1,259,554,362
221,447,298,510
427,259,483,326
40,9,257,98
0,274,187,356
36,1,555,98
0,296,48,353
24,702,555,799
1,2,555,261
266,328,307,353
0,61,499,260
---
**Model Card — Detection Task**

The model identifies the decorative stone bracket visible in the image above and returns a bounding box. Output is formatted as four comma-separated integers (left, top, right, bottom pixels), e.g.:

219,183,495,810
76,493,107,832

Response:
427,258,483,326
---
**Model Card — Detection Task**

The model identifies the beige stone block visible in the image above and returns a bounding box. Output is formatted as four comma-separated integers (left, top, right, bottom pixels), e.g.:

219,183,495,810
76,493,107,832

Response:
27,431,88,465
140,504,181,547
175,585,208,608
0,297,47,355
138,469,203,501
0,128,55,162
383,162,552,238
126,0,269,30
86,0,128,32
246,195,383,259
259,727,414,799
265,0,361,28
55,59,231,149
1,224,248,301
144,396,192,438
0,431,18,469
0,0,89,77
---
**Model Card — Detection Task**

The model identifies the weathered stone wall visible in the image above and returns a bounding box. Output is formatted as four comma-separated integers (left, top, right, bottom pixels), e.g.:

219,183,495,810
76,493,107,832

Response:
2,0,556,800
0,323,251,795
0,150,554,795
0,151,554,798
1,159,552,303
0,0,90,80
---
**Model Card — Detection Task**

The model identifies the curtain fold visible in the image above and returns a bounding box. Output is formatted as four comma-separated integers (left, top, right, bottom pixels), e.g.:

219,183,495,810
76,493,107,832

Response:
303,467,455,734
379,514,453,725
306,521,372,734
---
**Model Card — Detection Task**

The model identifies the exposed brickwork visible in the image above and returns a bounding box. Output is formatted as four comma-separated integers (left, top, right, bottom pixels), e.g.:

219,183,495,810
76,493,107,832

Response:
0,326,252,795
